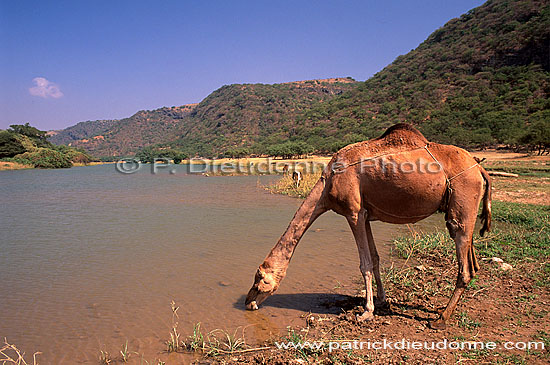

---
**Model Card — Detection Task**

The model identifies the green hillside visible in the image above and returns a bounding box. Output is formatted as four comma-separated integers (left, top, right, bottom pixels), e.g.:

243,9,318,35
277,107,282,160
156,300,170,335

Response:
294,0,550,150
54,104,197,157
48,119,119,146
50,0,549,158
54,79,356,157
169,78,358,157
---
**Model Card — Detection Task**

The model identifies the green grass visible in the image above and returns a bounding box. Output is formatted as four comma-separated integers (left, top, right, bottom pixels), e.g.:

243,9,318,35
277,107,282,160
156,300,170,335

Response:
120,340,130,362
456,311,482,330
280,326,325,361
484,161,550,177
478,202,549,266
386,201,550,311
393,201,550,268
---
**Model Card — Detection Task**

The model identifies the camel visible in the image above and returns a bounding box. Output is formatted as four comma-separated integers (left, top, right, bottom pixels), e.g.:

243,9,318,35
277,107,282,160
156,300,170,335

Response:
245,124,492,330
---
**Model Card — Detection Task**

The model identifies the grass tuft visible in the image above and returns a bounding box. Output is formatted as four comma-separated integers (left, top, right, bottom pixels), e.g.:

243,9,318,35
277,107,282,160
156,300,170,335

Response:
267,171,322,198
166,300,182,353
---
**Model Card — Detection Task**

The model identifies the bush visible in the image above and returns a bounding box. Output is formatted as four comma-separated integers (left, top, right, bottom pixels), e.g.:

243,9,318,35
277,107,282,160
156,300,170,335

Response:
15,148,73,168
54,145,92,164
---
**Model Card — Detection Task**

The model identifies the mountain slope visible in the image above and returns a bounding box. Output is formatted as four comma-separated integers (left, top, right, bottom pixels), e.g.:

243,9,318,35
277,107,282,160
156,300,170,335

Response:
48,119,120,145
170,78,358,156
52,79,357,157
59,104,197,157
295,0,550,148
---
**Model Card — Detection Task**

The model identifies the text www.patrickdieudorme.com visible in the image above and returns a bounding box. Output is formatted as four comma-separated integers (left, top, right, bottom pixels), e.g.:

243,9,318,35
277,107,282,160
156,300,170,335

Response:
274,339,545,352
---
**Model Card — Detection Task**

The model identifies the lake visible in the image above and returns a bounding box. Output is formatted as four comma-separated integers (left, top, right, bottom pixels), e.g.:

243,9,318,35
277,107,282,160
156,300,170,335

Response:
0,164,443,363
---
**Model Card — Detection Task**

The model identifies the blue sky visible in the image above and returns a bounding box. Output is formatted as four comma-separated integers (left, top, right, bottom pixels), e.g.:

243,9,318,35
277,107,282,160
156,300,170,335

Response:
0,0,485,131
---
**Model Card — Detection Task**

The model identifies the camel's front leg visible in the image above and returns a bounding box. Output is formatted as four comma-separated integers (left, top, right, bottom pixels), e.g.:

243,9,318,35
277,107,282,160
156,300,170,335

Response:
365,221,386,307
347,210,375,321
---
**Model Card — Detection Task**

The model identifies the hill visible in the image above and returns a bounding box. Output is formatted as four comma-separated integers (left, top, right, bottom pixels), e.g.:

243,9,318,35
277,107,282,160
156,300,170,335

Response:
48,119,120,146
294,0,549,150
53,79,357,157
169,78,358,157
51,104,198,157
50,0,549,158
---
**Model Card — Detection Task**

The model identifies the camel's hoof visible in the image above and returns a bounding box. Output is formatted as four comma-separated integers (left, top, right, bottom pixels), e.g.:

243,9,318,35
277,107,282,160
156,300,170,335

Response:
429,319,446,330
375,300,390,309
356,312,374,322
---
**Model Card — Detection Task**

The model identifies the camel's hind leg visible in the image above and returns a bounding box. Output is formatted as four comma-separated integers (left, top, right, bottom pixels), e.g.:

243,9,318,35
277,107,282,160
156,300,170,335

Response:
365,221,386,306
430,188,482,330
346,210,375,321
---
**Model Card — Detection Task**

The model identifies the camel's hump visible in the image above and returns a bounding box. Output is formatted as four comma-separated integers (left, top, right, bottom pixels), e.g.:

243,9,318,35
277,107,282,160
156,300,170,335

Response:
377,123,428,144
337,123,428,156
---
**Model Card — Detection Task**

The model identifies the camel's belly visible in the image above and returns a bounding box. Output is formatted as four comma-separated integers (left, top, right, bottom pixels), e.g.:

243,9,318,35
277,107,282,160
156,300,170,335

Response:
361,153,447,223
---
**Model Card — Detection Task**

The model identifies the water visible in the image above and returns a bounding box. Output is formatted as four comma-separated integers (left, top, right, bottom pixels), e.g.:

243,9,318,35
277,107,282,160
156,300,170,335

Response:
0,164,444,363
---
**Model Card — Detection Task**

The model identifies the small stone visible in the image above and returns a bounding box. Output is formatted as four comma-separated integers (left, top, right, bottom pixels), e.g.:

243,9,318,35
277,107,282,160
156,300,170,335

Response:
415,265,426,271
500,263,513,271
488,257,512,271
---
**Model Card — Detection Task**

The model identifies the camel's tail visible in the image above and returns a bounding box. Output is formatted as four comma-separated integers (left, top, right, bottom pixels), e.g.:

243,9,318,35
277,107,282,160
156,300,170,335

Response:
479,166,492,236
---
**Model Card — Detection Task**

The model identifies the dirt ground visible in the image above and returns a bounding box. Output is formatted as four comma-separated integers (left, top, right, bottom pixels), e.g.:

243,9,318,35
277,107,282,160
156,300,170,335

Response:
220,259,549,364
478,150,549,205
491,176,549,205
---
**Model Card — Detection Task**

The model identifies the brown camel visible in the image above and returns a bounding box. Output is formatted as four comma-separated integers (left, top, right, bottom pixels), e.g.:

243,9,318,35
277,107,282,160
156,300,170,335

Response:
245,124,492,330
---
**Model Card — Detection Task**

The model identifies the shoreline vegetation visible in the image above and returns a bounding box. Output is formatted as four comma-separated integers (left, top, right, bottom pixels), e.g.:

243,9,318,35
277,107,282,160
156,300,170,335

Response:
0,123,94,170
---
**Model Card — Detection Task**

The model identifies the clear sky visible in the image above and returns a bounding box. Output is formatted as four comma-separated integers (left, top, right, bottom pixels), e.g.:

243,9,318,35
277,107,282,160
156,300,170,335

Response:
0,0,485,131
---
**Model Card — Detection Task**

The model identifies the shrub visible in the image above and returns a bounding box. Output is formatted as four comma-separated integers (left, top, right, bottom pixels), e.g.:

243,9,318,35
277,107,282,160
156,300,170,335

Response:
15,148,73,168
0,131,26,158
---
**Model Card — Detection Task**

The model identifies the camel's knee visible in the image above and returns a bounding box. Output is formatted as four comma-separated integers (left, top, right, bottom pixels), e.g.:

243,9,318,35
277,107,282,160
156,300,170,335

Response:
446,218,463,239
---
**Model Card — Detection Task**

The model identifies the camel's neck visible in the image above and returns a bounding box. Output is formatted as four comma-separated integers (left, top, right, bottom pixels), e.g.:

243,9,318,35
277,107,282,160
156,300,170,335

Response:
261,178,327,282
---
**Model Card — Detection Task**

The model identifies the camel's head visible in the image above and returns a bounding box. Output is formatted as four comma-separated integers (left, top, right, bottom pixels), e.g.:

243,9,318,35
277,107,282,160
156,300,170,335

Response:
245,268,278,310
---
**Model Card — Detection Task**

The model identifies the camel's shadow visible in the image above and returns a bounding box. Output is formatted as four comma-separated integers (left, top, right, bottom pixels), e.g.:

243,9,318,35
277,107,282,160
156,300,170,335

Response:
234,293,438,321
234,293,360,314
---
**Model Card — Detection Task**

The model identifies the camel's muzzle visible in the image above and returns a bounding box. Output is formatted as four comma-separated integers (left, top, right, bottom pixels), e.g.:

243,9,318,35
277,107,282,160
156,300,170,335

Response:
245,287,270,310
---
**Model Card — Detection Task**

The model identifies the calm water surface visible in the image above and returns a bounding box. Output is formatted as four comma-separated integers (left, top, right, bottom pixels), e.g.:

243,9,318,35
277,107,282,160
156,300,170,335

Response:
0,164,444,363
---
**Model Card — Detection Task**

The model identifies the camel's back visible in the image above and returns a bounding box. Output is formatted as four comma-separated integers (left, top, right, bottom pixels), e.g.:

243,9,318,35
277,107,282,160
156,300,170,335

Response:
323,124,482,223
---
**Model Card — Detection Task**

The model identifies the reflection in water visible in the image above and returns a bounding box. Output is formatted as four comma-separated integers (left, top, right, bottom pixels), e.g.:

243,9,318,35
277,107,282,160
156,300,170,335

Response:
0,164,445,363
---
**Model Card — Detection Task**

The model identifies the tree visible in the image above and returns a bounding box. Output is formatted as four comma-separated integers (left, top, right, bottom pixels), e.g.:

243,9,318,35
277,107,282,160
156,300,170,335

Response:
0,131,27,158
15,148,72,168
520,118,550,155
8,123,50,148
135,146,157,163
